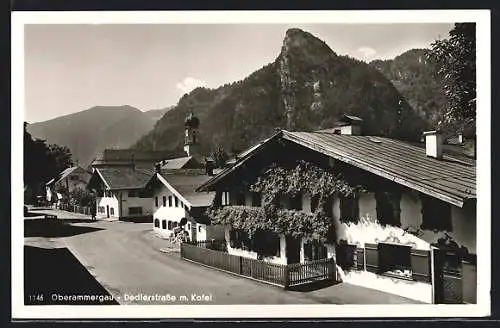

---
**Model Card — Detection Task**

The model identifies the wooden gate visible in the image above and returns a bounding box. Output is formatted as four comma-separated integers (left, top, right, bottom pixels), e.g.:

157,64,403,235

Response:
432,248,463,304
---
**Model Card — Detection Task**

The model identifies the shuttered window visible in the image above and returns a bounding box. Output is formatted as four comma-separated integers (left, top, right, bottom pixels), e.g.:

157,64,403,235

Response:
347,243,431,283
421,195,452,232
340,195,359,223
252,230,280,257
376,192,401,226
378,243,412,278
290,194,303,210
229,229,251,250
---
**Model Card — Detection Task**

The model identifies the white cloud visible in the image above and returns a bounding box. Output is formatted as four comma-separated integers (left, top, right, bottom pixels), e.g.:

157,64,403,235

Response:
356,46,377,61
176,77,207,94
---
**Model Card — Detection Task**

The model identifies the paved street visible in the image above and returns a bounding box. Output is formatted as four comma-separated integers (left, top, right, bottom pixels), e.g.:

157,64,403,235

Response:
24,209,422,305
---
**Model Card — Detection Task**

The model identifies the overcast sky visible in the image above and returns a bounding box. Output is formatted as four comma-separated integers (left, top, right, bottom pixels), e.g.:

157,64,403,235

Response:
24,23,453,123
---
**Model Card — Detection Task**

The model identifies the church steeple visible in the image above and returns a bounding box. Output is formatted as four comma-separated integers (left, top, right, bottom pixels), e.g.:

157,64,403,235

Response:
184,112,200,157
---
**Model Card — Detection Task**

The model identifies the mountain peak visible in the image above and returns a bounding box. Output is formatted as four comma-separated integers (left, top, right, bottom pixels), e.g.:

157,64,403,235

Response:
281,28,337,59
135,30,428,155
88,105,140,112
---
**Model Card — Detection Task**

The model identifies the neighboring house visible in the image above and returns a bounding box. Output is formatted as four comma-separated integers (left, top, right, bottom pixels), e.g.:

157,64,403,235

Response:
46,166,92,203
146,167,224,242
158,156,202,170
196,116,477,304
91,149,178,169
87,167,155,221
145,113,225,241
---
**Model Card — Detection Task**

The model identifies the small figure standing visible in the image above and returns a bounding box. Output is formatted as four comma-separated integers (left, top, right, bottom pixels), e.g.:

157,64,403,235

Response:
90,203,97,221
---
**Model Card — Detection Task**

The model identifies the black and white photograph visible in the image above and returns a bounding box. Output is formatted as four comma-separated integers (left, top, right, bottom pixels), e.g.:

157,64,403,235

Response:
11,10,490,319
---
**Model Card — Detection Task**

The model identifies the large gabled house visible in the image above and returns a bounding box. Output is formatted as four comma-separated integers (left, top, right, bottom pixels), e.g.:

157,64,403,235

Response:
87,166,155,221
196,116,477,304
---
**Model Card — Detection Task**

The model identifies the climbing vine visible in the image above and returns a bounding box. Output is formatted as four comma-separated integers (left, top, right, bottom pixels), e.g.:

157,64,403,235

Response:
250,160,359,202
207,160,364,241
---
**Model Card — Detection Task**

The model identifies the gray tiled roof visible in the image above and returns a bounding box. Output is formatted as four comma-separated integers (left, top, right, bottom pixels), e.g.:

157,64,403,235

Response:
283,131,475,206
96,167,155,190
160,156,202,170
198,130,476,208
158,169,215,207
47,166,91,185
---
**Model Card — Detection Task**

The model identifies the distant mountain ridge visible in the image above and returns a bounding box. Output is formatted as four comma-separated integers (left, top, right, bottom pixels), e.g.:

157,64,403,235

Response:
144,106,175,121
27,105,171,166
134,28,429,155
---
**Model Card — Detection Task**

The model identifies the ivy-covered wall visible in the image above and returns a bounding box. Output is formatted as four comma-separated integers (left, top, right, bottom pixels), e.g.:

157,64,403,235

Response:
208,159,364,242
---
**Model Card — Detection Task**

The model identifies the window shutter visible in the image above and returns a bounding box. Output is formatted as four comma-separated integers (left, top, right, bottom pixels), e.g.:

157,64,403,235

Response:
242,231,252,250
356,247,365,270
365,243,379,273
291,193,303,210
275,235,281,257
319,245,327,260
229,229,236,247
311,195,319,212
411,249,431,283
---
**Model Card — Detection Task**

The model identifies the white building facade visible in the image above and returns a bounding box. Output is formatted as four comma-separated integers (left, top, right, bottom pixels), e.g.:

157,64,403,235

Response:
149,170,225,242
88,167,155,221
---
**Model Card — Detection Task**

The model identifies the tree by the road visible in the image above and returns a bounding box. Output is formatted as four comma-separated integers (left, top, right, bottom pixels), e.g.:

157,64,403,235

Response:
69,187,95,207
427,23,476,135
24,122,74,203
47,144,73,178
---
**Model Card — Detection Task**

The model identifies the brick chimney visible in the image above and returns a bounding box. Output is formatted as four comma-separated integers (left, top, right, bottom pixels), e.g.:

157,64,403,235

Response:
423,130,443,159
205,158,215,176
337,114,363,135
